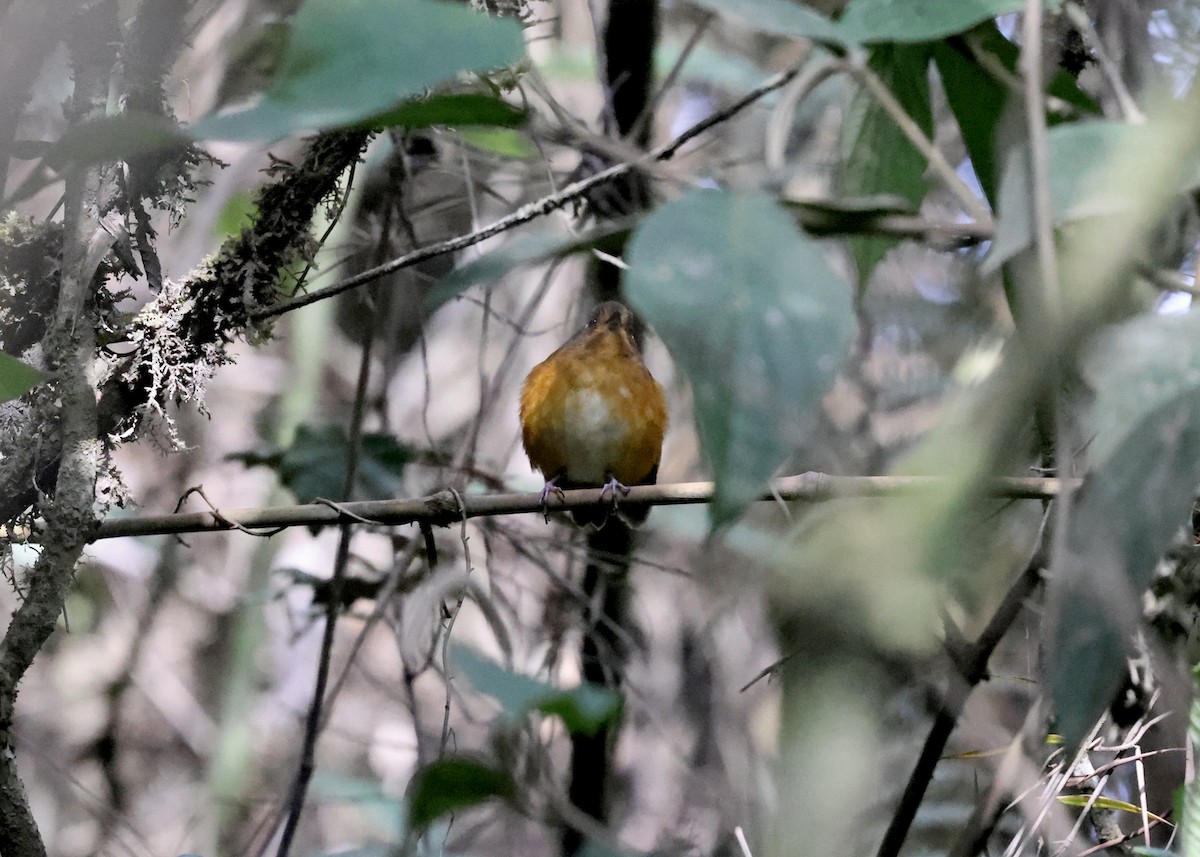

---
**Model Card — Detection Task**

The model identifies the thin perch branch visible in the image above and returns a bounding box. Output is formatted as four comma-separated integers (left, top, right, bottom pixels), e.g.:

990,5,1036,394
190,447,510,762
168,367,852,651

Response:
79,473,1080,542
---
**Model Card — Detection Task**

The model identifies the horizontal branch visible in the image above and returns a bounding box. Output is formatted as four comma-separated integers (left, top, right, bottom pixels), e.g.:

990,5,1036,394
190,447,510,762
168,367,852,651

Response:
85,472,1078,542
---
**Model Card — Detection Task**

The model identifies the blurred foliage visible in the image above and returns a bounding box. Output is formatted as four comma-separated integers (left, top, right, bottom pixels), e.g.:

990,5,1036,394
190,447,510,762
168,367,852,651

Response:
453,645,623,736
840,44,932,284
6,0,1200,855
407,757,515,830
625,189,854,526
230,424,412,504
190,0,526,141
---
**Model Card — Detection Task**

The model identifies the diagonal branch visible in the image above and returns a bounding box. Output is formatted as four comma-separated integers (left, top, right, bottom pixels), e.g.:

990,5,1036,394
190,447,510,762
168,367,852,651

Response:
875,516,1050,857
251,58,851,322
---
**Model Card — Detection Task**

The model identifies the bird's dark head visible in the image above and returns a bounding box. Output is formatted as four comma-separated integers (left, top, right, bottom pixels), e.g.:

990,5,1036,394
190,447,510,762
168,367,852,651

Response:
575,301,641,356
587,301,634,333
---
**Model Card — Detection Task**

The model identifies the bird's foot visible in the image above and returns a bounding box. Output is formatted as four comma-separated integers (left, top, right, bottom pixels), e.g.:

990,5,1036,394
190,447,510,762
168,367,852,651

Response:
598,475,632,510
539,477,566,522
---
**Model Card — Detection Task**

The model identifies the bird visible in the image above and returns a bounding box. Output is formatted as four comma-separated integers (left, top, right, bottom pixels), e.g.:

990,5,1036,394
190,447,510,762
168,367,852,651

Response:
519,301,667,526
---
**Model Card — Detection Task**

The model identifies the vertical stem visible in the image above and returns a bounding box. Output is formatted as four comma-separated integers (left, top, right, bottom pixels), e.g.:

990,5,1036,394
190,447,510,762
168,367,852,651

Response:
276,255,376,857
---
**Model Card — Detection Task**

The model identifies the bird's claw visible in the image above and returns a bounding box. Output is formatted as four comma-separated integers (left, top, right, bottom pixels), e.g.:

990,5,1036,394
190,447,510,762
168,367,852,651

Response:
539,478,566,522
598,476,631,509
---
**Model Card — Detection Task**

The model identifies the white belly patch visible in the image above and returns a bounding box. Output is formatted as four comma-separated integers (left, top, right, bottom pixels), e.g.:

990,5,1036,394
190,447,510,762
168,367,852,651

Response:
560,388,628,483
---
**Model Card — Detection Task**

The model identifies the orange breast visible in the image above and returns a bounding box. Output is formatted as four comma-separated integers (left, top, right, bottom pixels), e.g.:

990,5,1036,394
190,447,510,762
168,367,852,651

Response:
520,345,666,487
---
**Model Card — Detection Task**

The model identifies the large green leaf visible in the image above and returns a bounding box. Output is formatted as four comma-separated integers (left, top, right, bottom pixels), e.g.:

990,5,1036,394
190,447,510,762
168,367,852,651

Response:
839,0,1059,44
985,121,1200,274
624,190,855,527
0,352,43,402
1047,310,1200,748
687,0,1056,47
407,757,514,829
188,0,524,141
839,44,932,287
452,646,621,736
360,93,526,132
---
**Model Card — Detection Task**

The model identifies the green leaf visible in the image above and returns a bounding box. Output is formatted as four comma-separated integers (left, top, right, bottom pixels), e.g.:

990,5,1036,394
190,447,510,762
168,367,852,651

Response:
839,44,932,286
933,26,1099,206
457,127,535,159
690,0,1061,47
187,0,524,141
0,352,43,402
230,425,411,504
428,222,632,309
985,121,1200,274
310,771,406,837
932,36,1008,206
1056,794,1170,823
363,93,527,131
407,757,513,829
452,646,622,736
1085,311,1200,465
687,0,847,47
44,113,190,170
838,0,1059,44
1047,310,1200,749
624,190,855,527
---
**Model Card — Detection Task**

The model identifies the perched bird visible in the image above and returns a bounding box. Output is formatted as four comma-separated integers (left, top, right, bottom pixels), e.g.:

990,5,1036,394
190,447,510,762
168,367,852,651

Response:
519,301,667,525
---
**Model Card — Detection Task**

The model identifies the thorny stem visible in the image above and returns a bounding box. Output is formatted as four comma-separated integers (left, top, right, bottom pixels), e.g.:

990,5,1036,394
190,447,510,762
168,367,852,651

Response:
876,519,1049,857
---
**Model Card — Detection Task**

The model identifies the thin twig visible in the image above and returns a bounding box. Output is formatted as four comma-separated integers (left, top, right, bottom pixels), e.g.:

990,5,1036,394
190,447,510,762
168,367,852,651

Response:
80,473,1082,542
843,58,994,226
962,31,1079,119
318,540,424,728
947,698,1048,857
1075,816,1168,857
1062,2,1146,123
275,274,376,857
876,515,1049,857
627,12,712,144
439,488,472,758
1021,0,1062,324
1005,720,1108,857
1137,263,1200,298
251,60,821,322
765,46,827,171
